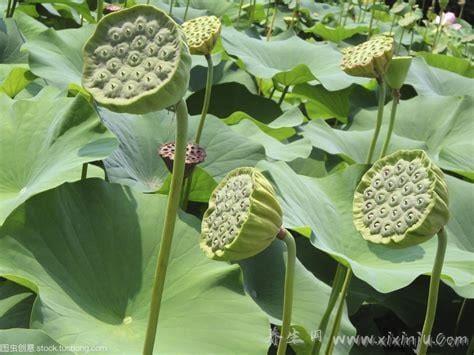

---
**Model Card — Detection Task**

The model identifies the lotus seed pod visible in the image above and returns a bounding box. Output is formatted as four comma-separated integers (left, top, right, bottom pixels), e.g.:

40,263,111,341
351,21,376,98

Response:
181,16,221,55
340,36,394,79
353,150,449,248
384,56,412,90
158,142,206,178
82,5,191,114
200,167,283,261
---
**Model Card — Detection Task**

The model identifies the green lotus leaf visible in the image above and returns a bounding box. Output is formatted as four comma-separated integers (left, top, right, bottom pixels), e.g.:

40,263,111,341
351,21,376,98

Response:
221,27,367,90
353,150,449,248
0,280,34,329
0,88,116,225
0,329,73,354
301,95,474,179
258,161,474,297
82,5,191,113
340,35,394,78
99,108,265,193
23,25,95,89
405,57,473,96
0,180,270,353
201,167,283,261
182,15,222,55
304,23,369,43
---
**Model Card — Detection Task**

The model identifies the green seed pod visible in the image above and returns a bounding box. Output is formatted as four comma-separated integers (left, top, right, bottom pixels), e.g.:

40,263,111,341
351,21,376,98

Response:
353,150,449,248
384,56,412,89
182,16,221,55
82,5,191,114
340,36,394,79
200,167,283,261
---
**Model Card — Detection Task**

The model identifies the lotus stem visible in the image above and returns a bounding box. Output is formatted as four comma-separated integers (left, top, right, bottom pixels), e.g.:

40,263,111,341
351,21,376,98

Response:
249,0,257,25
454,298,467,337
169,0,174,15
276,229,296,355
238,0,244,21
269,86,277,99
184,0,191,20
311,264,346,355
278,86,290,105
195,53,214,144
325,268,352,355
389,15,397,36
96,0,104,22
432,12,443,52
366,78,386,164
379,89,400,158
182,53,213,209
6,0,11,18
290,0,300,29
408,29,415,53
7,0,17,17
81,163,88,180
397,27,405,54
459,4,464,19
266,1,278,40
418,228,447,355
368,0,376,38
265,0,272,29
143,99,188,355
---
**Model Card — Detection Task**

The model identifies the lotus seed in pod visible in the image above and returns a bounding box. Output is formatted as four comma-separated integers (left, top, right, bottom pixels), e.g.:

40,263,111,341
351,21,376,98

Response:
353,150,449,248
82,5,191,114
340,36,394,79
182,16,222,55
200,167,283,261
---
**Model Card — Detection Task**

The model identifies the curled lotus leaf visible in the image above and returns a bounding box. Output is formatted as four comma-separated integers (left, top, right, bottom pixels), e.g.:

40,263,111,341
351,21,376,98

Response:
182,16,221,56
353,150,449,248
201,167,283,261
340,35,394,79
82,5,191,114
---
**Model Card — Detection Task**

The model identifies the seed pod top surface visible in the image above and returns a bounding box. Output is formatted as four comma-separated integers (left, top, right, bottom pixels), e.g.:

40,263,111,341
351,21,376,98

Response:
200,167,283,261
353,150,449,248
182,16,221,55
340,36,394,79
82,5,191,114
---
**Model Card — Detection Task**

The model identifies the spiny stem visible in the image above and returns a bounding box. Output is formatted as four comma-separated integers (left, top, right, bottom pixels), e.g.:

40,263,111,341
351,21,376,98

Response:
366,78,386,164
276,229,296,355
96,0,104,22
379,89,400,158
81,163,88,180
324,268,352,355
311,264,346,355
184,0,191,21
278,86,290,105
194,54,214,144
418,228,447,355
142,99,188,355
